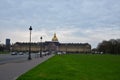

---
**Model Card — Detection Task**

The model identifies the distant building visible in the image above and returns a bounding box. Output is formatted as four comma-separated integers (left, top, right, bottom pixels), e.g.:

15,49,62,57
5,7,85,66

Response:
6,38,11,50
12,33,91,53
6,39,10,45
45,33,59,53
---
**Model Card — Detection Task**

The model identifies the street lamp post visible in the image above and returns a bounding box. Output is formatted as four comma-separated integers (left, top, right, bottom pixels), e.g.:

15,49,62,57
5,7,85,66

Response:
66,43,67,54
28,26,32,60
40,36,42,57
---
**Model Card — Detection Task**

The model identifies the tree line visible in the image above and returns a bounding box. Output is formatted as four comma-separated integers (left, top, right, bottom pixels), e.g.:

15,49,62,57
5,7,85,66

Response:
97,39,120,54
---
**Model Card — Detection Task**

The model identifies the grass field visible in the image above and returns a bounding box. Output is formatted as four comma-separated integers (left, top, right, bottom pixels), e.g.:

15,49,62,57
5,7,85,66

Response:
0,51,9,54
17,54,120,80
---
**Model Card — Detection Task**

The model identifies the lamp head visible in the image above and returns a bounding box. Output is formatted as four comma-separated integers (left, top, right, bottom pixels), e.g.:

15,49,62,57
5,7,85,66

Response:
29,26,32,30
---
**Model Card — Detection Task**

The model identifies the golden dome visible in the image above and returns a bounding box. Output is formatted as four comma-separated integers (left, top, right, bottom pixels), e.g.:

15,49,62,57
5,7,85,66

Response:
52,33,58,42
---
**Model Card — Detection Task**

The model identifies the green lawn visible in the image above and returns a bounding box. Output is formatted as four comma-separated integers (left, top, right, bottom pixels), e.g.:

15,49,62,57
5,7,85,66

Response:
0,51,9,54
17,54,120,80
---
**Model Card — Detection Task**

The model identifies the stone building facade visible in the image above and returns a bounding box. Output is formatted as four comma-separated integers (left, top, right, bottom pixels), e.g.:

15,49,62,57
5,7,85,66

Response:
12,33,91,53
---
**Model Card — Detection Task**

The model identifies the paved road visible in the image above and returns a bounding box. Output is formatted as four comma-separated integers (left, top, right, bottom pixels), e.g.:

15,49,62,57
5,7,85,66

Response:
0,53,40,64
0,54,54,80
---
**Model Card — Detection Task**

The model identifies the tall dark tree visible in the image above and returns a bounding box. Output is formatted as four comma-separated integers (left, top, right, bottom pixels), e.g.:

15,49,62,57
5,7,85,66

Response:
97,39,120,54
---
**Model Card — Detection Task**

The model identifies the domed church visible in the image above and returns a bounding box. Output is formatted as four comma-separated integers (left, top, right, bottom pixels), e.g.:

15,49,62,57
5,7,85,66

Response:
52,33,58,42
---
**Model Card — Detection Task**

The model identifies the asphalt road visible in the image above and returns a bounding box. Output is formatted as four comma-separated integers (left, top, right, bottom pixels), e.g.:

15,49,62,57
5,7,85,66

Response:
0,54,54,80
0,53,39,64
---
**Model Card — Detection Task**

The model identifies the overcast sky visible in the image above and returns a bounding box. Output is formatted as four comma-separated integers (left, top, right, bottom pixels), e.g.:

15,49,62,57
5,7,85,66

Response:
0,0,120,48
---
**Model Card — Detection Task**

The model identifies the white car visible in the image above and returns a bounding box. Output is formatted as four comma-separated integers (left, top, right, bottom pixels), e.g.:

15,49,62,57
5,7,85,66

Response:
19,52,24,55
11,52,17,55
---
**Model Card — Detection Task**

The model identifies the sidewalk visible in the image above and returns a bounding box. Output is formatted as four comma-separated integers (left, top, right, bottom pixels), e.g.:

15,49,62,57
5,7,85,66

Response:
0,54,54,80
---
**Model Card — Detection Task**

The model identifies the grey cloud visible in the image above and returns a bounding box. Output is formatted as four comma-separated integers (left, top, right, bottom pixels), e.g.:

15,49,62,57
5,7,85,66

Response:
0,0,120,47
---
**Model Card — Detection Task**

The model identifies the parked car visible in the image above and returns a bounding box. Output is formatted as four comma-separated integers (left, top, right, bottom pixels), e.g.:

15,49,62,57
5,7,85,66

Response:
19,52,24,55
11,52,17,55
